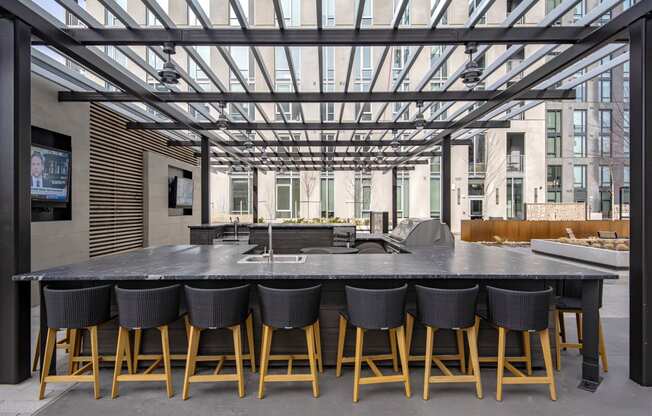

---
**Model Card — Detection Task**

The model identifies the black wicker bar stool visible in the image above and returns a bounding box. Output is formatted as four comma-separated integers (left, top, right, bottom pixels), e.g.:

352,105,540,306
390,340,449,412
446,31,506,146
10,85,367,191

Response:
486,286,557,401
257,284,322,399
182,284,255,399
554,280,608,372
39,284,113,400
337,284,411,403
112,284,182,399
411,285,482,400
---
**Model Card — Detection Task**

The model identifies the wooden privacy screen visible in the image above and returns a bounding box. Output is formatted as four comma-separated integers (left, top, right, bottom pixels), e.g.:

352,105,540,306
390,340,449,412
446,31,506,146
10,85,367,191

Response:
89,104,196,257
461,220,630,242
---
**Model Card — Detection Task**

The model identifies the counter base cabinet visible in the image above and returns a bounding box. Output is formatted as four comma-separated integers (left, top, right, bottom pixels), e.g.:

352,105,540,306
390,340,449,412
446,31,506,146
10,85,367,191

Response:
70,280,558,370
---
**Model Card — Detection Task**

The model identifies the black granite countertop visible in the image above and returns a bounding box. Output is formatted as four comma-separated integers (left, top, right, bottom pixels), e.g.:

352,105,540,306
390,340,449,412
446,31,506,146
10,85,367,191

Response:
14,242,617,281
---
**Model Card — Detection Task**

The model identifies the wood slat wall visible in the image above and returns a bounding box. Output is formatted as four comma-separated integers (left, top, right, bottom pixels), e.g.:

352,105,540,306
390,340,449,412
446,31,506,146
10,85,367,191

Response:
89,104,197,257
461,219,630,242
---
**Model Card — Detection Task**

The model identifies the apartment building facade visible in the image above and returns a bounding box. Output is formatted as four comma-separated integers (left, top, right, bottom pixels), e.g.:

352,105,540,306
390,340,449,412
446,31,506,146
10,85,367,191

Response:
49,0,631,231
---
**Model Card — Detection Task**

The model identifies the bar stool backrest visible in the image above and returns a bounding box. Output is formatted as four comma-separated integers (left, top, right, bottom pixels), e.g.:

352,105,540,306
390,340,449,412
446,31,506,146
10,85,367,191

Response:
415,284,479,329
43,284,112,329
184,284,250,329
115,284,181,329
345,284,407,330
258,284,322,329
487,286,553,332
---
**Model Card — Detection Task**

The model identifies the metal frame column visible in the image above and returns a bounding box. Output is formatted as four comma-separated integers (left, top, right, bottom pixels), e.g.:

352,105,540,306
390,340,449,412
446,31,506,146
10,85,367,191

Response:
441,135,451,228
200,135,210,224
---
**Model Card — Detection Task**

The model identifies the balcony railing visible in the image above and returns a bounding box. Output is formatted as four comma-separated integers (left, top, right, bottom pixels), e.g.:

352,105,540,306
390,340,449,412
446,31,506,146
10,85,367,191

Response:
468,162,486,176
506,154,525,173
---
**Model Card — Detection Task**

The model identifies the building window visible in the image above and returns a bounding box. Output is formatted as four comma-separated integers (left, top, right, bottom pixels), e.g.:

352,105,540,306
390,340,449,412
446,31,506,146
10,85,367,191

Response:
355,0,373,26
599,109,612,157
468,0,486,24
573,164,587,189
574,69,586,102
396,172,409,219
598,60,612,103
624,61,630,103
506,178,524,219
573,110,587,157
624,109,630,157
431,0,448,24
276,173,300,219
189,0,210,26
279,0,300,27
230,0,248,26
468,134,486,177
189,46,210,91
275,47,301,121
624,166,630,187
430,156,441,219
230,174,251,214
105,0,126,27
322,0,336,26
321,47,335,121
393,0,410,26
320,173,334,218
546,110,562,157
546,0,563,25
573,0,585,23
547,165,562,202
354,174,372,220
600,165,612,187
146,0,167,26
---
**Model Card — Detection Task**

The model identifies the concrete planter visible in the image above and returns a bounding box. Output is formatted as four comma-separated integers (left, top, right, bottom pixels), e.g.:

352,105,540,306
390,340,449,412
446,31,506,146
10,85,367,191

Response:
531,239,629,269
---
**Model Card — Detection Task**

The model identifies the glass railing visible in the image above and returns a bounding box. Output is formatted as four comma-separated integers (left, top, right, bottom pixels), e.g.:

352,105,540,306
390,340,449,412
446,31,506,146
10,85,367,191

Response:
506,154,525,172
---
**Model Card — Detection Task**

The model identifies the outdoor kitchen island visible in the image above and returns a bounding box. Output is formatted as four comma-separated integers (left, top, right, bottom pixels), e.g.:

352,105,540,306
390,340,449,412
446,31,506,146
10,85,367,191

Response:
15,236,617,392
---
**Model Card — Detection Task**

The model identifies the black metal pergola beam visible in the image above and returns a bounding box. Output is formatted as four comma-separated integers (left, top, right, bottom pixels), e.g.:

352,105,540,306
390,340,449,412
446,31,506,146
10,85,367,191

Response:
212,164,417,172
200,151,441,159
52,26,629,46
59,89,576,103
129,120,510,131
172,139,469,147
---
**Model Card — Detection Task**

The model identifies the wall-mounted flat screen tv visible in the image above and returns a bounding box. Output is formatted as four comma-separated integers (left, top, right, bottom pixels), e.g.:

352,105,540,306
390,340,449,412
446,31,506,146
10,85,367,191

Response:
31,145,71,203
169,176,194,208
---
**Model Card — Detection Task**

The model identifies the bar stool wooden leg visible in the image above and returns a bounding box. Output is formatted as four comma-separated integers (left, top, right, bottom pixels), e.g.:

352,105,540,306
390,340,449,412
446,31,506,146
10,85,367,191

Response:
32,329,41,373
314,320,324,374
232,324,246,398
133,328,142,372
467,316,480,375
305,325,320,398
559,310,567,348
423,326,434,400
396,325,411,398
389,328,399,372
336,315,346,377
182,325,200,400
89,326,101,399
159,325,173,398
245,314,256,373
38,328,57,400
555,310,563,371
258,324,272,399
456,329,466,374
111,327,127,399
123,329,134,375
466,325,482,399
67,329,78,375
539,329,557,401
496,326,507,402
352,327,364,403
405,313,415,358
598,314,608,372
523,331,532,376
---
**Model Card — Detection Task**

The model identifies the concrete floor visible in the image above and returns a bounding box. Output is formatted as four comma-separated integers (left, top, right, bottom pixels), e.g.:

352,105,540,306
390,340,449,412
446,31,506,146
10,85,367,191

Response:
3,250,649,416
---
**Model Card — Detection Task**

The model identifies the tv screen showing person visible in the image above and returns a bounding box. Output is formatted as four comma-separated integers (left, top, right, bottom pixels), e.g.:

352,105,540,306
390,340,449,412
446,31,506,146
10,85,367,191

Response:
31,145,71,202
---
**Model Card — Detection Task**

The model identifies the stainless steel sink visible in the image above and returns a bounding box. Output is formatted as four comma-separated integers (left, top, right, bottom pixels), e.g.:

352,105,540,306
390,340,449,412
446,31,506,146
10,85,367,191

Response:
238,254,307,264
